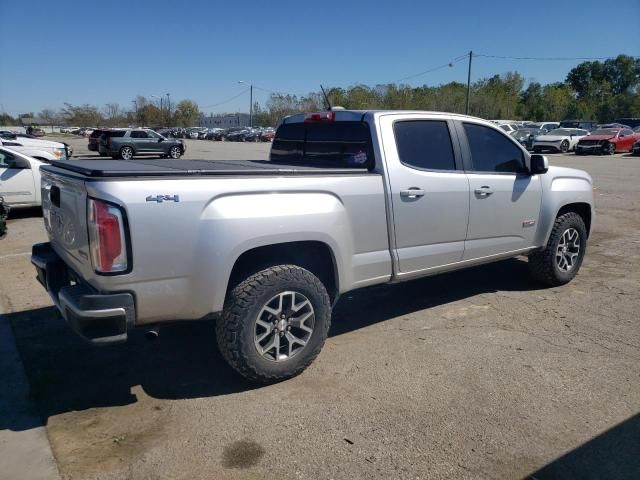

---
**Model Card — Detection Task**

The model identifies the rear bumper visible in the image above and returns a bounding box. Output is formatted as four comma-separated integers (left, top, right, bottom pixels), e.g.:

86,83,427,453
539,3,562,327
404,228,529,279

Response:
31,242,135,345
87,143,98,151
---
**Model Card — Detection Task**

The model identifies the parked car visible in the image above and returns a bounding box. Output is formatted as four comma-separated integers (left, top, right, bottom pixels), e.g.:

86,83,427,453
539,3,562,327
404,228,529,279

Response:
32,109,594,383
498,123,519,134
532,128,589,153
575,127,640,155
511,128,545,150
99,128,185,159
241,128,264,142
0,146,45,207
225,128,251,141
559,119,599,131
632,139,640,156
205,128,225,140
531,122,560,133
260,128,275,142
614,118,640,129
0,133,69,162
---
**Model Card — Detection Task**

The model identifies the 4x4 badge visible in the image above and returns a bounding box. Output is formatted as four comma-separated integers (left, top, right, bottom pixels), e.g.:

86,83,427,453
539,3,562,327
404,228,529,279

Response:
146,195,180,203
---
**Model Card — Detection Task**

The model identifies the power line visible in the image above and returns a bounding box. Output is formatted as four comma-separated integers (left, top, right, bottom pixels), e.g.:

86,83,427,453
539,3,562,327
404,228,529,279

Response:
390,53,469,84
201,88,250,109
475,53,639,61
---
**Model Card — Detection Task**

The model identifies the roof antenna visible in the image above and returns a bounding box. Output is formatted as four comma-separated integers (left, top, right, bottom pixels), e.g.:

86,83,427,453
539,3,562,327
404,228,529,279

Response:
320,85,332,111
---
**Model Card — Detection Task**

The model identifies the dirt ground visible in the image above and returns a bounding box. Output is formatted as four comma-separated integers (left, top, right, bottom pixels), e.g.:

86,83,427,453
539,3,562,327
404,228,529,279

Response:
1,141,638,479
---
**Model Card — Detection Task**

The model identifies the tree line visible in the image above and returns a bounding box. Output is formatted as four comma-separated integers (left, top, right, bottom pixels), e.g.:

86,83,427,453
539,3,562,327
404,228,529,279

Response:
254,55,639,126
1,96,200,128
1,55,637,128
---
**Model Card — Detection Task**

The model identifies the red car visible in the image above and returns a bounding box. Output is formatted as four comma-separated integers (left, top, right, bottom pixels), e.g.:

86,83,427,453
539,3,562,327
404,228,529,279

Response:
575,127,640,155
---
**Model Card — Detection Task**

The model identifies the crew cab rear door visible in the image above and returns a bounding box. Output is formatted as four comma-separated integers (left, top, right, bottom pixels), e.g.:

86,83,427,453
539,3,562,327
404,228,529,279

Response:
379,114,469,276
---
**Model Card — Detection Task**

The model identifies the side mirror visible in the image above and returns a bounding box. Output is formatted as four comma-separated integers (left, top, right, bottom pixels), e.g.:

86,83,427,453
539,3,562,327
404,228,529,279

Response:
530,154,548,174
158,137,164,142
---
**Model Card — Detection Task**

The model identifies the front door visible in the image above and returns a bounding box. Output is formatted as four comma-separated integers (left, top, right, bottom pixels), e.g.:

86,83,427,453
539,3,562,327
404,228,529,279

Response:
0,149,35,205
459,121,542,259
380,115,470,275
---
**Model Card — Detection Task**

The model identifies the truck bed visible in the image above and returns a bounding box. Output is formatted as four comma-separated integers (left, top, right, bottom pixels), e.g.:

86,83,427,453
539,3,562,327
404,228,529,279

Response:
47,159,371,178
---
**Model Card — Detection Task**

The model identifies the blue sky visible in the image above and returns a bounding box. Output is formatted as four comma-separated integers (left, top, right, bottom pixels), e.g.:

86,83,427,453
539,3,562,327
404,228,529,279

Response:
1,0,639,116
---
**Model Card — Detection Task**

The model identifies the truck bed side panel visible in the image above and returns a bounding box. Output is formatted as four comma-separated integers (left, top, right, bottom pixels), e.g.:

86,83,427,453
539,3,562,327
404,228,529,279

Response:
84,174,391,324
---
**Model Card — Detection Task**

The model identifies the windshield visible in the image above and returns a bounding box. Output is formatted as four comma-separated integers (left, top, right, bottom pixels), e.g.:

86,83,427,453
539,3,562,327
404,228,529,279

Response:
547,128,579,136
590,129,619,136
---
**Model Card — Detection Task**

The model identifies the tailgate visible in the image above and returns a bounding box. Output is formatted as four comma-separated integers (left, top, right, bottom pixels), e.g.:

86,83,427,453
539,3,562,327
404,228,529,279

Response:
41,169,93,279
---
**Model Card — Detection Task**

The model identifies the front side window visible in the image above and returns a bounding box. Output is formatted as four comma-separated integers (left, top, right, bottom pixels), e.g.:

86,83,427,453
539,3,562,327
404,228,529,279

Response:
393,120,456,171
463,123,527,174
130,130,148,139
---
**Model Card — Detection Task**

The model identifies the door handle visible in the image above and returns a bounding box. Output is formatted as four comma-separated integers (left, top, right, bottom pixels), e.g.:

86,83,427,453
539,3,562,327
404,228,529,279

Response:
400,188,425,198
474,186,494,196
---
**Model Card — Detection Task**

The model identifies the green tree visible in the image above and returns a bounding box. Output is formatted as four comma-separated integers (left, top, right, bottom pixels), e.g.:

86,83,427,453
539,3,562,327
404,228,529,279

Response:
174,100,200,127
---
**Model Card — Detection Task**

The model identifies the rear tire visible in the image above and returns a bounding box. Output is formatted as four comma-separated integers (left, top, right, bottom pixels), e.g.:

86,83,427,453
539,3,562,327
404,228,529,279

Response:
119,146,134,160
528,212,587,286
560,140,569,153
216,265,331,383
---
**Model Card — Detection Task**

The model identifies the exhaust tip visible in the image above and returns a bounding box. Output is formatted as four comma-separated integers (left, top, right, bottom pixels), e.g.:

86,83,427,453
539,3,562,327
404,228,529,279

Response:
144,329,159,341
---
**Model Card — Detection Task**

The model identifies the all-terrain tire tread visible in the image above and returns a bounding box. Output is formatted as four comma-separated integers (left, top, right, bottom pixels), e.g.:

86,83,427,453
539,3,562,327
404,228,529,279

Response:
528,212,586,286
216,265,331,383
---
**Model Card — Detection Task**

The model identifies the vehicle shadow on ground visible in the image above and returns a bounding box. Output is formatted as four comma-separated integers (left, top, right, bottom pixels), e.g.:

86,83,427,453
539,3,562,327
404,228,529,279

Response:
3,257,543,432
7,206,42,220
525,413,640,480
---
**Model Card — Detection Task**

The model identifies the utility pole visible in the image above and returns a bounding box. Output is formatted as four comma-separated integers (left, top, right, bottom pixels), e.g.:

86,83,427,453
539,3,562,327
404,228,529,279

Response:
465,50,473,115
238,81,253,128
166,93,171,125
249,84,253,128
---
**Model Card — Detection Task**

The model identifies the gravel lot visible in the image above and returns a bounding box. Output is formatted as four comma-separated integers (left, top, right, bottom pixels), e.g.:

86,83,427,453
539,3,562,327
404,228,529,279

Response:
1,138,638,479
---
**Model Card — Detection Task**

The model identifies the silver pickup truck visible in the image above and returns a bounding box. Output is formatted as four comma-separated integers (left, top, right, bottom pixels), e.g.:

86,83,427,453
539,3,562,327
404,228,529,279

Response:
32,110,594,382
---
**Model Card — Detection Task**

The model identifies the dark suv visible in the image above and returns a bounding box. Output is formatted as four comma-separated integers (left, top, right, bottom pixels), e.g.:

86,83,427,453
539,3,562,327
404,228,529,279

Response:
99,129,185,160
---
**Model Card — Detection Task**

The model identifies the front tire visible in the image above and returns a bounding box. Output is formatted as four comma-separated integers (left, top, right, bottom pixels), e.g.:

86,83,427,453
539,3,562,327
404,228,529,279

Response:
169,145,182,159
528,212,587,286
216,265,331,383
605,142,616,155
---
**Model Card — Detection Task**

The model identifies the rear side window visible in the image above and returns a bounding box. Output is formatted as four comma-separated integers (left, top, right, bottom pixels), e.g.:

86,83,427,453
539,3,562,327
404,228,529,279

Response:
271,122,374,169
393,120,456,171
463,123,526,174
103,131,126,138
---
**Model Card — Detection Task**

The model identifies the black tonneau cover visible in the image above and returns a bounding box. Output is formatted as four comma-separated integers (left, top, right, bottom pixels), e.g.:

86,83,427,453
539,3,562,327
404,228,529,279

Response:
46,159,369,178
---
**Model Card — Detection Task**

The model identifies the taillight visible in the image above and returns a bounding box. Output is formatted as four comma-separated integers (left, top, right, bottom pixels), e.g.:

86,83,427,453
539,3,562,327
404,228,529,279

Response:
304,111,335,123
87,199,128,273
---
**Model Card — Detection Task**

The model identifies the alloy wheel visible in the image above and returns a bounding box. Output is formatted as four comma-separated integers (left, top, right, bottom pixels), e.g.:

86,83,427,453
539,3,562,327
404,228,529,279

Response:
254,291,315,362
556,228,580,272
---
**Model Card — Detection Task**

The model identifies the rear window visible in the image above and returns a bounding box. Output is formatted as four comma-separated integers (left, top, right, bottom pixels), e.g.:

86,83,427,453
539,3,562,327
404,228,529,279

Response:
90,130,104,138
270,122,374,169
